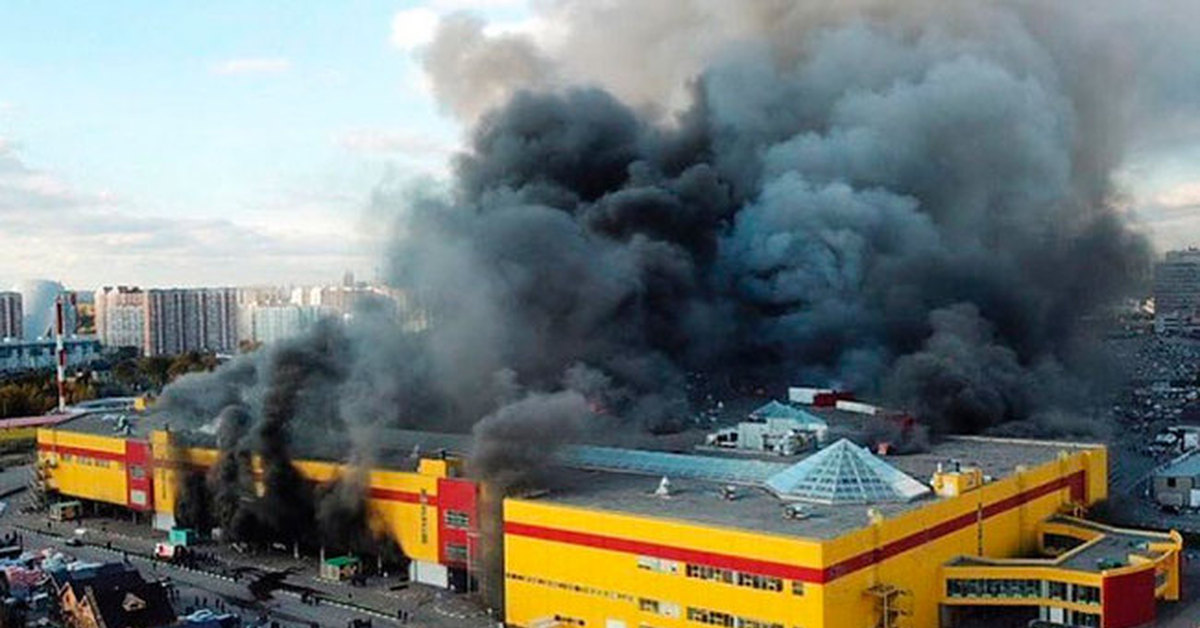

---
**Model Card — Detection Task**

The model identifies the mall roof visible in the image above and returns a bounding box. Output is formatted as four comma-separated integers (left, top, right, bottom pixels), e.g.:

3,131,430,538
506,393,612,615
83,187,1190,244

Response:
749,401,828,427
526,436,1102,539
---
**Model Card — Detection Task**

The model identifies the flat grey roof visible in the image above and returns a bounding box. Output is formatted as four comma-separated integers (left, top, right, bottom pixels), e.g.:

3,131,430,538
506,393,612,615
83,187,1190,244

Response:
524,436,1100,540
47,411,168,440
533,467,919,539
949,516,1170,574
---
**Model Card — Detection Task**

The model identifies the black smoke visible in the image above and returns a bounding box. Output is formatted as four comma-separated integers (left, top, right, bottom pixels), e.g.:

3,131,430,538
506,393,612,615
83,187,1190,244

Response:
167,322,404,557
387,68,1147,438
156,0,1177,569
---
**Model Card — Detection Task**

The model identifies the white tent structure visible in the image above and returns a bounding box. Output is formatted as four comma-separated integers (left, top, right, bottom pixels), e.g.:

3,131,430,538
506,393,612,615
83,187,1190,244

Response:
765,439,931,504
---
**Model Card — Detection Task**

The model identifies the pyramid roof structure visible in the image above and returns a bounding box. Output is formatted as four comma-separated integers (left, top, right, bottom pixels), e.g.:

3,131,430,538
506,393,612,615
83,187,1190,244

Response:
749,400,828,427
765,438,930,504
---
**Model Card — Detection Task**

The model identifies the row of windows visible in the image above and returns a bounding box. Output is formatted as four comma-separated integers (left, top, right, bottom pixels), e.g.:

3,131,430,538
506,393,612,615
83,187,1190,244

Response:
1069,611,1100,627
686,607,784,628
509,571,800,628
59,453,122,470
642,556,803,596
505,572,635,603
685,564,785,593
444,509,470,529
947,579,1100,605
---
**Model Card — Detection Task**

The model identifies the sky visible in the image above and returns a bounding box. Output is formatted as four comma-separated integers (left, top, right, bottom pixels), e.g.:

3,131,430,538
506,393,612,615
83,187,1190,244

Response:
0,0,1197,291
0,0,530,290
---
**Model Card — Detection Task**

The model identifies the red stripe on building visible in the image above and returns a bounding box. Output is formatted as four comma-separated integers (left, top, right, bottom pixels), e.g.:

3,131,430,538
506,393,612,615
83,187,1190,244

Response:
507,470,1088,585
365,487,436,505
41,443,437,506
504,521,827,582
37,443,126,463
826,472,1084,581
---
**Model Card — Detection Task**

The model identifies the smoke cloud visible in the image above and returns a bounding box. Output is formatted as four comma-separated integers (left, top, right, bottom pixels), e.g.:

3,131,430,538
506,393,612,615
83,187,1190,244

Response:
154,0,1195,562
393,0,1179,438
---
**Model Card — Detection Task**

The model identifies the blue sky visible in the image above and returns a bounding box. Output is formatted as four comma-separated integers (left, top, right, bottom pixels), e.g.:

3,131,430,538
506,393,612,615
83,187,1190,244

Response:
0,1,528,289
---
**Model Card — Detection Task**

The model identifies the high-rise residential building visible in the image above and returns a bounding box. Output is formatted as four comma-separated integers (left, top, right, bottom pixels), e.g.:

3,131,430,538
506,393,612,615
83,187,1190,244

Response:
1154,249,1200,334
0,292,22,340
144,288,239,356
95,286,146,351
239,303,329,346
200,287,239,353
236,286,290,307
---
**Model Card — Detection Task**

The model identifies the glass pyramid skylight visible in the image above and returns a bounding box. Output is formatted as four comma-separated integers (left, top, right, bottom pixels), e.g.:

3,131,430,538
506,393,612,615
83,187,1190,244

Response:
749,400,828,427
765,438,930,504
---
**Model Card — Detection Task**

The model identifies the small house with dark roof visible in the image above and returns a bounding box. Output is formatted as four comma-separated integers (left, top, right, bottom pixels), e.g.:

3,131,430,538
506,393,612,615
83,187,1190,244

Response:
59,566,175,628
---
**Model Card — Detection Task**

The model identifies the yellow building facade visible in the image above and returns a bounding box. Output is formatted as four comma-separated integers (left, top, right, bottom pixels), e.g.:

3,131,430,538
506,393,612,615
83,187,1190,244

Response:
36,415,1181,628
503,445,1180,628
37,419,482,589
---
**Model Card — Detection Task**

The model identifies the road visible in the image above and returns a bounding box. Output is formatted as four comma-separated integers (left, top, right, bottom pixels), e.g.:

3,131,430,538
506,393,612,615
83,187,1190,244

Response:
10,525,396,628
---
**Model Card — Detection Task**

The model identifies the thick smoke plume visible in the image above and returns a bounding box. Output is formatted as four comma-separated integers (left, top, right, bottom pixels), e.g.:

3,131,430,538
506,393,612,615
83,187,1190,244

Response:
398,0,1172,439
165,321,402,557
155,0,1198,564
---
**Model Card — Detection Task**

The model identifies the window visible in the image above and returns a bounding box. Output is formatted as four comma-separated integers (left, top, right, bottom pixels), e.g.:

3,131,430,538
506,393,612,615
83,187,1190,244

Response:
1048,581,1067,600
946,579,1042,600
444,510,470,529
686,607,782,628
637,556,679,574
638,599,679,618
130,465,145,479
1072,611,1100,627
1167,477,1177,488
445,544,468,563
791,581,805,596
686,563,782,592
1072,584,1100,606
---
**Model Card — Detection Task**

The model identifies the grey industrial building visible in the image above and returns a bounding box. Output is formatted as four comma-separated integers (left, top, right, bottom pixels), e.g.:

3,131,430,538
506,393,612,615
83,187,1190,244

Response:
1152,453,1200,509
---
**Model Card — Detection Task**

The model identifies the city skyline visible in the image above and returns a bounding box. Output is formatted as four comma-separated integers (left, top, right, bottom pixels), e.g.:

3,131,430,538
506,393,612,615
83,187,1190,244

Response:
3,1,1200,288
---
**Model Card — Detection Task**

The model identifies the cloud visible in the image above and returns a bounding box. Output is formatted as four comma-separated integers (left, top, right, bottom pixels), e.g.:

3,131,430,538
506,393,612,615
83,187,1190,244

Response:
391,8,441,52
210,57,292,76
0,140,371,287
333,128,454,158
0,139,94,210
1155,181,1200,208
